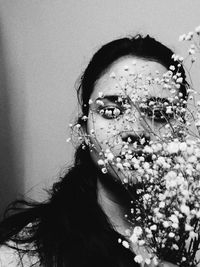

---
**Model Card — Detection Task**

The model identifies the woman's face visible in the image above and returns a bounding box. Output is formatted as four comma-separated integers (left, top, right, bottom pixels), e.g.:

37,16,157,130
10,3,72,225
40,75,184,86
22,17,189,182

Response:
86,56,178,184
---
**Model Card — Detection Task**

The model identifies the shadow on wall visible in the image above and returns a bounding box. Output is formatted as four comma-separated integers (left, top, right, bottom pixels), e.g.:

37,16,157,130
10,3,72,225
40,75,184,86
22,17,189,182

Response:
0,21,24,218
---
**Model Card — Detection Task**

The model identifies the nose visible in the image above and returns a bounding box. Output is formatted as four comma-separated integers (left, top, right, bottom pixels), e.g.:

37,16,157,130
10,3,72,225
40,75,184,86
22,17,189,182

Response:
120,104,151,146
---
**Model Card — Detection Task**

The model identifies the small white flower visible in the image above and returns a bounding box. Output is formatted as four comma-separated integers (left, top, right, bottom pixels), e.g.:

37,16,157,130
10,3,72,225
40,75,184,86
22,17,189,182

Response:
195,120,200,127
169,65,175,70
179,142,187,151
167,142,179,154
123,162,131,168
143,162,150,170
98,92,104,98
188,155,197,163
169,214,179,224
122,240,130,249
185,224,193,231
90,129,95,135
88,99,93,104
133,226,143,236
165,170,177,188
163,221,170,228
180,204,190,216
179,34,186,41
101,167,107,174
179,56,184,62
82,115,88,121
172,244,179,250
185,31,194,40
96,100,104,106
138,240,145,246
129,233,138,243
134,255,143,264
189,231,198,239
176,77,183,83
166,106,172,114
186,145,194,155
159,201,165,208
106,152,114,161
97,159,105,166
143,146,153,154
172,223,179,229
188,48,195,55
169,232,175,238
145,258,151,265
116,162,123,170
143,194,151,201
152,257,159,265
150,225,157,231
76,124,81,128
123,178,128,184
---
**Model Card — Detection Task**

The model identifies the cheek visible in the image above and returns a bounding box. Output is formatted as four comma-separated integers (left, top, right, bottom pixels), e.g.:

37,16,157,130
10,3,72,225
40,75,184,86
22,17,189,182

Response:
87,114,123,151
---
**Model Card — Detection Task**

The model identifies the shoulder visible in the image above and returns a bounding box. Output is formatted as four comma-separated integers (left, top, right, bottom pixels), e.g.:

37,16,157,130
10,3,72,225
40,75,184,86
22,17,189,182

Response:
0,244,19,267
0,242,39,267
0,241,40,267
0,222,40,267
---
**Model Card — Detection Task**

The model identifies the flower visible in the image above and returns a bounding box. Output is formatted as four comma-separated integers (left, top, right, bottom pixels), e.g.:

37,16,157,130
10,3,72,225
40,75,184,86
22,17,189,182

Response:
179,34,186,42
134,255,143,264
122,240,130,249
166,142,180,154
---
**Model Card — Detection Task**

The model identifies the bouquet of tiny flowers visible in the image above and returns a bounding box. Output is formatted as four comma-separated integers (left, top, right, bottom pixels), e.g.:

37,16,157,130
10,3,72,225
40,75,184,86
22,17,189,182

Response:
128,139,200,266
124,27,200,266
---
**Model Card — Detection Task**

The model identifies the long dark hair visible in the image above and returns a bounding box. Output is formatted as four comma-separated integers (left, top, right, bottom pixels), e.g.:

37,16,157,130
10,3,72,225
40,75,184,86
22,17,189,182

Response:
0,34,188,267
0,146,140,267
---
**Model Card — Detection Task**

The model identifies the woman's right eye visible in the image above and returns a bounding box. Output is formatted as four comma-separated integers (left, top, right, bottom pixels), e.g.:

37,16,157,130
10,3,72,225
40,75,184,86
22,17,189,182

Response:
98,107,122,119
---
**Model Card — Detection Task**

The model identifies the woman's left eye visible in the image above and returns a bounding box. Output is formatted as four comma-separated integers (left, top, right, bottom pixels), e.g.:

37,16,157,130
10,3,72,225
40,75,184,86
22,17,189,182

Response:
149,108,174,123
98,107,122,119
139,100,175,123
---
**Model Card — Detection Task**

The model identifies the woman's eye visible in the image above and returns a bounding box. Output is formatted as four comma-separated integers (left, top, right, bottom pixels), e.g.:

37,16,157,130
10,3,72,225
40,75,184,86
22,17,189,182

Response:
99,107,122,119
152,109,173,123
140,105,174,123
139,98,176,123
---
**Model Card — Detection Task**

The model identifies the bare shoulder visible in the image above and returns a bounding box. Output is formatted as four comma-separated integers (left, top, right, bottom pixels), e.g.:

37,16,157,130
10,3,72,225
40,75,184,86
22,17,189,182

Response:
0,244,20,267
0,241,39,267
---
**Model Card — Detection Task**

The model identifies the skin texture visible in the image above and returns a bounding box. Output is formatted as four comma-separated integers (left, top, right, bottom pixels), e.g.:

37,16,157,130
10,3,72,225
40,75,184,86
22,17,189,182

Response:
86,56,179,266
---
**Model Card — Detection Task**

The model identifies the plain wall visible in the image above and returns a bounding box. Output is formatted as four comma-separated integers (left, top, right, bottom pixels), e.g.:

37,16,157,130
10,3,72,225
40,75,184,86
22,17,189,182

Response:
0,0,200,214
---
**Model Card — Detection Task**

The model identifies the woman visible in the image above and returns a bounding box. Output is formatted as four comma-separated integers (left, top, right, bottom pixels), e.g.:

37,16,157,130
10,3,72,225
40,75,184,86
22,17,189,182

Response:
0,35,188,266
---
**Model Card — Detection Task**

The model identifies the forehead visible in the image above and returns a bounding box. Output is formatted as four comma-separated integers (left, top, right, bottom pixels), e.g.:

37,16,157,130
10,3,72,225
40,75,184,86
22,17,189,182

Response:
90,56,170,100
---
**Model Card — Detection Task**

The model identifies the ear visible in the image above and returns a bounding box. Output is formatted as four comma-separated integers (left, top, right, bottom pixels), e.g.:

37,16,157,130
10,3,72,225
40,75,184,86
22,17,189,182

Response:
81,122,90,146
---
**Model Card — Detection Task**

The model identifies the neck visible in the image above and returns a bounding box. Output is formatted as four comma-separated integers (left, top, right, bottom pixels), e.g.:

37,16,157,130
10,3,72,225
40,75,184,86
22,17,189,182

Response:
96,174,151,266
97,177,132,236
